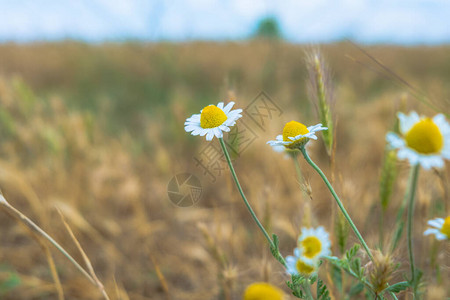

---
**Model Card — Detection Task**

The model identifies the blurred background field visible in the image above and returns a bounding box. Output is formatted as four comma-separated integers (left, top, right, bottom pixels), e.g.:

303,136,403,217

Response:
0,41,449,299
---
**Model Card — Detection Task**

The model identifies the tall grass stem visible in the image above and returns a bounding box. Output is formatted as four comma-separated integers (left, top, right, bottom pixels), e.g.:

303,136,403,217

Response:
0,194,96,285
407,164,420,293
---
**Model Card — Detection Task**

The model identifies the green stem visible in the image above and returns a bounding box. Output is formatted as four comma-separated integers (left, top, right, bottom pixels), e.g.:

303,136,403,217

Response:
300,147,374,262
407,164,420,291
218,138,285,265
303,279,314,300
390,166,417,253
379,209,384,249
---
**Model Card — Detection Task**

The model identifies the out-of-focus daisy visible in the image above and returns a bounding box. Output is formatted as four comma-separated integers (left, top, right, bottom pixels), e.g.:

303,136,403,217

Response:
297,226,331,264
424,216,450,240
267,121,327,150
185,102,242,141
286,248,318,277
243,282,285,300
386,112,450,169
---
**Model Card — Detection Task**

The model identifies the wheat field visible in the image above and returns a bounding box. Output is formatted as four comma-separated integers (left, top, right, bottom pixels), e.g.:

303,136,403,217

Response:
0,41,448,299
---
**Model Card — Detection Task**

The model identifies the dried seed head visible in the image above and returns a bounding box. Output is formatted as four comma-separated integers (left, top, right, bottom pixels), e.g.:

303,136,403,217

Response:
305,49,335,156
367,251,398,293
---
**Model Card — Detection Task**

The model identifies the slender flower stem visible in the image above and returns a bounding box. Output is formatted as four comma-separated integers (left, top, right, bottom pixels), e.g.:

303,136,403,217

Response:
407,164,420,290
218,138,286,265
302,279,314,300
300,147,374,262
390,166,417,252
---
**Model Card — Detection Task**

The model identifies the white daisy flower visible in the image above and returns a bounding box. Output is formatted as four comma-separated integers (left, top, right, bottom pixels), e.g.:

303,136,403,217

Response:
386,112,450,169
286,248,318,277
184,102,242,141
267,121,327,150
297,226,331,264
424,216,450,241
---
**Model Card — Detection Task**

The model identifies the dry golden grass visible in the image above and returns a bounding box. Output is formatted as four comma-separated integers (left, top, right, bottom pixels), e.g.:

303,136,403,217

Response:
0,41,448,299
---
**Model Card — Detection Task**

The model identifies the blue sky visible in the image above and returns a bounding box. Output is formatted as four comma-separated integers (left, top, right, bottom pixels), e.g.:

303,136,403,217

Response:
0,0,449,44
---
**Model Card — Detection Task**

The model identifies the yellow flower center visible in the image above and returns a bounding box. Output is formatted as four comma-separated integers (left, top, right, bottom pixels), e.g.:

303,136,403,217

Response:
243,282,284,300
441,216,450,239
200,105,228,129
296,259,315,275
282,121,309,148
404,118,443,154
301,236,322,259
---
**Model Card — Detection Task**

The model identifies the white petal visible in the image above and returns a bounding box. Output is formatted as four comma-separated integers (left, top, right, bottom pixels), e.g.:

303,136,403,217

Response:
199,129,208,136
186,114,201,123
271,144,285,153
214,127,223,138
398,148,419,165
428,218,444,228
424,228,440,236
398,111,420,134
432,114,450,134
276,135,283,141
285,256,299,275
189,130,201,136
441,144,450,159
192,128,204,135
185,125,199,132
223,102,235,113
435,232,448,240
307,124,322,131
418,155,444,170
386,133,405,149
206,131,214,141
307,124,327,133
217,102,224,109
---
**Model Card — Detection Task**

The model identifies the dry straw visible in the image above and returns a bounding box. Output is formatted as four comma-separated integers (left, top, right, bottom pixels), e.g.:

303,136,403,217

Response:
0,193,111,300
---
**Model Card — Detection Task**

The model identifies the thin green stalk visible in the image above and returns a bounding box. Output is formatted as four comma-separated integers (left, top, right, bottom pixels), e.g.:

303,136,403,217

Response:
218,138,286,266
303,279,314,300
300,147,374,262
390,166,417,253
407,164,420,291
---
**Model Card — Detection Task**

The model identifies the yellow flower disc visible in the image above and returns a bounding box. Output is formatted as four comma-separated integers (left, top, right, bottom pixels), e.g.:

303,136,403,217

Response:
405,118,443,154
296,259,315,275
441,216,450,239
200,105,228,129
301,236,322,259
282,121,309,148
243,282,284,300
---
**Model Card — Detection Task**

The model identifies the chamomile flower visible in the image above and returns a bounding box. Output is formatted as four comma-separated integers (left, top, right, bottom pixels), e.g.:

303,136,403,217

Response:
243,282,285,300
424,216,450,241
286,248,318,277
185,102,242,141
297,226,331,264
267,121,327,150
386,112,450,169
